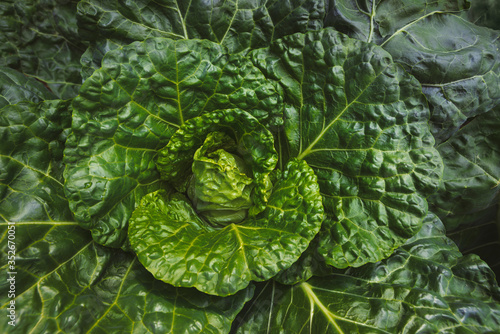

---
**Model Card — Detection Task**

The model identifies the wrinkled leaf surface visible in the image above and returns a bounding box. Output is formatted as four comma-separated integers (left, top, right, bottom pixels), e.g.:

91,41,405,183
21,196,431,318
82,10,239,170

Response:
0,224,254,333
0,97,253,332
0,0,86,99
0,100,72,223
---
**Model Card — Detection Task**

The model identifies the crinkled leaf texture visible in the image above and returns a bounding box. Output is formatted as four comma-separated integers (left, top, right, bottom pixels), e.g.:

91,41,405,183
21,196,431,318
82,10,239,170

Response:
129,158,324,296
234,214,500,333
0,100,73,222
324,1,500,143
77,0,326,53
64,37,282,248
157,108,278,214
250,28,443,268
0,0,86,99
76,0,327,76
0,67,56,108
326,0,500,279
0,97,253,333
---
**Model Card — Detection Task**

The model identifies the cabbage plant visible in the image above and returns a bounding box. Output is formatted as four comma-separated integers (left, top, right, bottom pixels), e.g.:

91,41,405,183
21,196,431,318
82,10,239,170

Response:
1,1,500,333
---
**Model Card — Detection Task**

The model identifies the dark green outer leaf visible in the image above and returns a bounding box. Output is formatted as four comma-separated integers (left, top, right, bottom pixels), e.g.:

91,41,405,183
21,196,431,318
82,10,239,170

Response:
0,0,86,99
80,39,122,81
464,0,500,30
0,100,73,223
129,159,324,296
324,0,469,45
0,67,56,109
322,0,500,290
250,28,443,268
76,0,329,78
447,204,500,278
0,224,254,333
324,1,500,142
64,37,282,248
234,214,500,333
380,14,500,142
77,1,500,144
429,104,500,230
77,0,327,53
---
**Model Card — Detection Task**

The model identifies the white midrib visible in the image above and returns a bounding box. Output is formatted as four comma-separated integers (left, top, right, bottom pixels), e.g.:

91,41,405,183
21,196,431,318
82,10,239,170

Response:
84,258,136,333
380,10,448,47
0,221,78,226
175,0,189,39
296,107,345,160
1,154,64,188
296,58,389,161
367,1,376,43
300,283,344,334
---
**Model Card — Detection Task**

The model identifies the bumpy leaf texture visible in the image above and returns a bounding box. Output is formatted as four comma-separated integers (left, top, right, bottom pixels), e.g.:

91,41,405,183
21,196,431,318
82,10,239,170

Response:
234,214,500,333
322,0,500,279
250,28,443,268
156,108,278,202
129,158,323,296
0,100,73,223
77,1,500,145
0,0,86,99
324,0,500,143
76,0,327,75
64,37,282,248
0,67,56,108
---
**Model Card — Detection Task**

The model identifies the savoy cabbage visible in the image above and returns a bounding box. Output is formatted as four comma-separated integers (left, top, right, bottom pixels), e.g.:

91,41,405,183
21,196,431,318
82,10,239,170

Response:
1,1,500,333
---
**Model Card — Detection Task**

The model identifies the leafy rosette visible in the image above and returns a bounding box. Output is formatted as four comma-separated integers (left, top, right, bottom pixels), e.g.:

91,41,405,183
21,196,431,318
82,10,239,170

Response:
63,37,283,248
156,108,278,217
128,109,324,296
